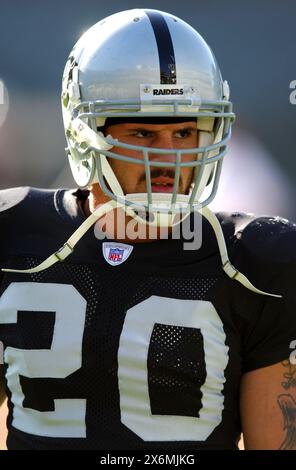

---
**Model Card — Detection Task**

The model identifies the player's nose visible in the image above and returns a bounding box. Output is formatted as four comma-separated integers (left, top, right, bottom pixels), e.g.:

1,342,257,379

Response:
148,132,176,163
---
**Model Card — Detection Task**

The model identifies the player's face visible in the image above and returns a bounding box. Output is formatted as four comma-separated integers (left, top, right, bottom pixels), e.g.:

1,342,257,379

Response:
104,122,198,195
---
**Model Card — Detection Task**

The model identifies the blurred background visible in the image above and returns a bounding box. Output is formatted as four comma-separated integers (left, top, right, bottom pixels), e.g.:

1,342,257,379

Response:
0,0,295,219
0,0,295,450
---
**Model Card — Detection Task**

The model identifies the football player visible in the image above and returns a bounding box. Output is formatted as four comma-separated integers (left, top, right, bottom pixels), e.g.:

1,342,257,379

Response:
0,9,296,450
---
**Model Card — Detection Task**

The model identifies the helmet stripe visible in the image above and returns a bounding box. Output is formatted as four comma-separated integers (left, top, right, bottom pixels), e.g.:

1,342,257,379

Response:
145,10,176,84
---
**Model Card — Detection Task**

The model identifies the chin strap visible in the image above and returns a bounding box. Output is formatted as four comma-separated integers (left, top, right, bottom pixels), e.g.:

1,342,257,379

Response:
201,206,281,298
1,202,282,298
1,199,119,274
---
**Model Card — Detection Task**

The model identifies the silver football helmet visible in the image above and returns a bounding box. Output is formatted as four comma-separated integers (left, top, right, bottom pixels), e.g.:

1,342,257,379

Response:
61,8,235,226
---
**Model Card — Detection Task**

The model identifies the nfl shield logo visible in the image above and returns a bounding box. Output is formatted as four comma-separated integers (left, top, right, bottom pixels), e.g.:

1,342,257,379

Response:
108,247,124,263
102,242,133,266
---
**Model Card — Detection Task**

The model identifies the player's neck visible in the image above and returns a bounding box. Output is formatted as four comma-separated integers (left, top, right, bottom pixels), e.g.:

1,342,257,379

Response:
83,190,171,244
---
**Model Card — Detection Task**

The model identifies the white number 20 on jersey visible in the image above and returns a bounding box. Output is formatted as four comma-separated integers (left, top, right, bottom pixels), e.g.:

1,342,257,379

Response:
0,282,229,440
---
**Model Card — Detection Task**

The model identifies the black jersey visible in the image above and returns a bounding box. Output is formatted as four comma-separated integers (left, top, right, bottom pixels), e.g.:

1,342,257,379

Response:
0,186,296,450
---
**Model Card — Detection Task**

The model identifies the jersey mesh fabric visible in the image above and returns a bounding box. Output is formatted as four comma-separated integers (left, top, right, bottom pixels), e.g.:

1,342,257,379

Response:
0,255,239,450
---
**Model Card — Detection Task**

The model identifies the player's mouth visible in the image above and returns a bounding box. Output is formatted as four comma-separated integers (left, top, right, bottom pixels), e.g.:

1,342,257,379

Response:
151,176,175,193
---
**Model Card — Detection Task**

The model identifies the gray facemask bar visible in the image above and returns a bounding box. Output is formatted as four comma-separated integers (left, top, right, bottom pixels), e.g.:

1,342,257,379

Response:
74,98,233,117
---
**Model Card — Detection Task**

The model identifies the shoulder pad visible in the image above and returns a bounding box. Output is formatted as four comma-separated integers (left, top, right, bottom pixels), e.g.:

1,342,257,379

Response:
0,186,30,213
240,215,296,263
216,211,257,238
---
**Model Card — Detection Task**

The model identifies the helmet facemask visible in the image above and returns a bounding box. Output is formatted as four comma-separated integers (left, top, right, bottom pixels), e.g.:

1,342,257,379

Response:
64,102,233,227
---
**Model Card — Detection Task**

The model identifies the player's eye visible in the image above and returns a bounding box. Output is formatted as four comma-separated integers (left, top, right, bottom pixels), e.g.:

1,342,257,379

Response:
175,129,195,138
131,129,154,138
